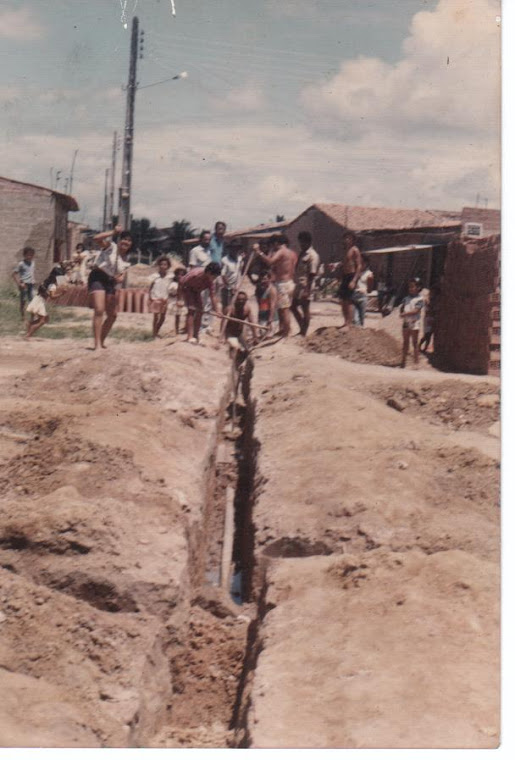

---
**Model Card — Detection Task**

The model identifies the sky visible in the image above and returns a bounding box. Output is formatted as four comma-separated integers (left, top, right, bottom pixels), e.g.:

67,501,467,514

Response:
0,0,501,231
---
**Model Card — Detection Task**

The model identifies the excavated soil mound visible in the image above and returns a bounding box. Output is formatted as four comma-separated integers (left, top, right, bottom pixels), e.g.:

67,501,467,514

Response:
305,326,400,367
371,381,500,432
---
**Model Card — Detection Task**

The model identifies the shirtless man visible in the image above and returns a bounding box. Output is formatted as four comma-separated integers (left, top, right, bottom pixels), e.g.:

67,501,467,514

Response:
337,231,362,332
255,233,297,338
291,230,320,336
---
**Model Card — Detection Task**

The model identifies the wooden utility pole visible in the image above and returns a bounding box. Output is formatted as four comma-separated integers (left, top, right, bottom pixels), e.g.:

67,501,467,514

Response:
103,168,109,230
107,131,118,228
119,16,140,230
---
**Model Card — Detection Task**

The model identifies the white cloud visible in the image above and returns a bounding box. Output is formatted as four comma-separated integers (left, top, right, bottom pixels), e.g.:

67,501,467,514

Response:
302,0,500,135
0,7,46,41
216,83,267,112
0,116,500,232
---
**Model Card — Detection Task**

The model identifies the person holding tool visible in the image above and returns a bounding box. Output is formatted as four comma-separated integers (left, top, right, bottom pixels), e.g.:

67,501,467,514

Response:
88,225,133,350
254,233,297,339
179,262,223,344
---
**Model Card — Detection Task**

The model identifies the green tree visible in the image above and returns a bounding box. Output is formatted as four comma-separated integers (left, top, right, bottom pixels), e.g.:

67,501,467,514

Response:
168,219,198,263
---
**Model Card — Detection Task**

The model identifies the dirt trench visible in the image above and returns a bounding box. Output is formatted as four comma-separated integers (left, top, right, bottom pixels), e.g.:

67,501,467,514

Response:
0,341,265,748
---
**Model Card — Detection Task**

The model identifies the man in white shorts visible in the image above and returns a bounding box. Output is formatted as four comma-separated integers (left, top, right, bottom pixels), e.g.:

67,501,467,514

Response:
255,233,297,338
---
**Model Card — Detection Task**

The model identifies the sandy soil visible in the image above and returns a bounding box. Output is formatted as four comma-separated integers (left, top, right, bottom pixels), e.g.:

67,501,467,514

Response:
0,296,501,749
238,340,499,748
0,334,246,748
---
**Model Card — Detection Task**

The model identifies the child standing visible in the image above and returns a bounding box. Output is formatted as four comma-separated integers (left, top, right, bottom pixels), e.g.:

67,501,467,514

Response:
419,285,439,353
148,256,173,338
400,277,425,368
12,247,36,319
25,286,50,339
169,266,187,335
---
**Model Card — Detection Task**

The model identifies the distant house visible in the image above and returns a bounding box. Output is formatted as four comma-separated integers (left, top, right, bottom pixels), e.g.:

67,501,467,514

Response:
183,219,290,256
67,220,89,256
0,176,79,284
286,203,464,291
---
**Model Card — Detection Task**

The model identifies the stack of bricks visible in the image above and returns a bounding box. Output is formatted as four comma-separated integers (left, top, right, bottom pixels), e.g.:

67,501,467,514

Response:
434,235,500,375
54,287,150,313
488,253,501,376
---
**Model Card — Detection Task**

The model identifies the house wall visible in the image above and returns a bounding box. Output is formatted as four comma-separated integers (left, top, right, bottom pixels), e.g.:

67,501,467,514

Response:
0,179,57,284
434,235,500,375
287,207,344,261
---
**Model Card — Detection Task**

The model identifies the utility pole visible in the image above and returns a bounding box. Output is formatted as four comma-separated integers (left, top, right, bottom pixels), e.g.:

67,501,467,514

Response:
119,16,142,230
69,149,79,196
103,168,109,230
107,131,118,228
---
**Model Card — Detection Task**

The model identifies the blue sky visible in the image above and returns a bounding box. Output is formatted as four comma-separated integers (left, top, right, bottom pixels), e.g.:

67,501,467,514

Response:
0,0,501,230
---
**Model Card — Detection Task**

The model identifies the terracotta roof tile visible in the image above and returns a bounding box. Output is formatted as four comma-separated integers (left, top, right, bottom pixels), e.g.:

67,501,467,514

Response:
313,203,460,231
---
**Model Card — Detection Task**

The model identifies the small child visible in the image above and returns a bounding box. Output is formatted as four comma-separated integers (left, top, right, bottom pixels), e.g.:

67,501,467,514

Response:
13,246,36,319
399,277,425,368
148,256,173,338
25,285,50,339
255,272,278,337
419,285,438,353
170,266,187,335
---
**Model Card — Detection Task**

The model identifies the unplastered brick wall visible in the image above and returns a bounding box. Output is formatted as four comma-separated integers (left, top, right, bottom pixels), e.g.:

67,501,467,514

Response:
0,180,56,283
434,235,500,375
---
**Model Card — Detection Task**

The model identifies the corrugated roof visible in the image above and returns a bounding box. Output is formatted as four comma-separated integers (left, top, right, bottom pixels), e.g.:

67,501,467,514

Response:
184,219,290,246
297,203,460,232
226,219,290,238
366,244,433,255
0,175,79,212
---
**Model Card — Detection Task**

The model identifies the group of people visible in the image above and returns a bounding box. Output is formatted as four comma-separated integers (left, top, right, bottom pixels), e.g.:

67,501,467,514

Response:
13,222,435,366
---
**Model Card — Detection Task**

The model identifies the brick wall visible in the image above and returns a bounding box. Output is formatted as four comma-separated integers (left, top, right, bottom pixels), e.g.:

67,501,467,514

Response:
0,179,57,284
434,235,500,375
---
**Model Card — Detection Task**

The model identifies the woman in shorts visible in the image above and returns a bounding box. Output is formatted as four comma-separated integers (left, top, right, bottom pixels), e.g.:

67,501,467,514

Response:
88,226,133,350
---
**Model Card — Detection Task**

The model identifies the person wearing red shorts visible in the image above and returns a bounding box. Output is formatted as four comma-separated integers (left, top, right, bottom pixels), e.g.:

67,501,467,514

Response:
179,262,222,343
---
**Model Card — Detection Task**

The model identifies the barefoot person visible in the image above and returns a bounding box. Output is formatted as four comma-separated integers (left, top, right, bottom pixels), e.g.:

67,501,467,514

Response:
88,226,133,350
337,231,362,331
25,285,50,339
400,277,425,368
170,266,187,335
148,256,173,338
255,234,297,338
179,262,222,344
291,231,320,337
12,246,36,319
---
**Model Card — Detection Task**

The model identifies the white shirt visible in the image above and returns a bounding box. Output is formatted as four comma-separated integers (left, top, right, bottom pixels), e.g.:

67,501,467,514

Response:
95,243,131,279
356,268,373,294
149,273,173,300
221,255,241,289
296,247,320,281
188,244,211,269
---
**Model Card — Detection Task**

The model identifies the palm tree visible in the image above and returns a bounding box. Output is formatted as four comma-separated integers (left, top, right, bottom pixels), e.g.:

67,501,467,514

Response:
168,220,198,262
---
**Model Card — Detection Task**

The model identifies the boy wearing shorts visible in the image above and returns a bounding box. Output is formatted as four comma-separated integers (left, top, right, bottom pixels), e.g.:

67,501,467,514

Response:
13,247,36,318
149,256,173,338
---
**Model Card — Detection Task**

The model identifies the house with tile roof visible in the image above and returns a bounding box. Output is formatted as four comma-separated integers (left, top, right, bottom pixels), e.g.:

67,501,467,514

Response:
286,202,464,291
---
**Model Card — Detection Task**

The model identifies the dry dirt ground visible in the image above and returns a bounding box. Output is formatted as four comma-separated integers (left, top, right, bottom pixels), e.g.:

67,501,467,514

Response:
0,300,500,749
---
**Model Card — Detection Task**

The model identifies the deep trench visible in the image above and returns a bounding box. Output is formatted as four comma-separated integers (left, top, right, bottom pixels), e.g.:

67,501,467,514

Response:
157,355,263,748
